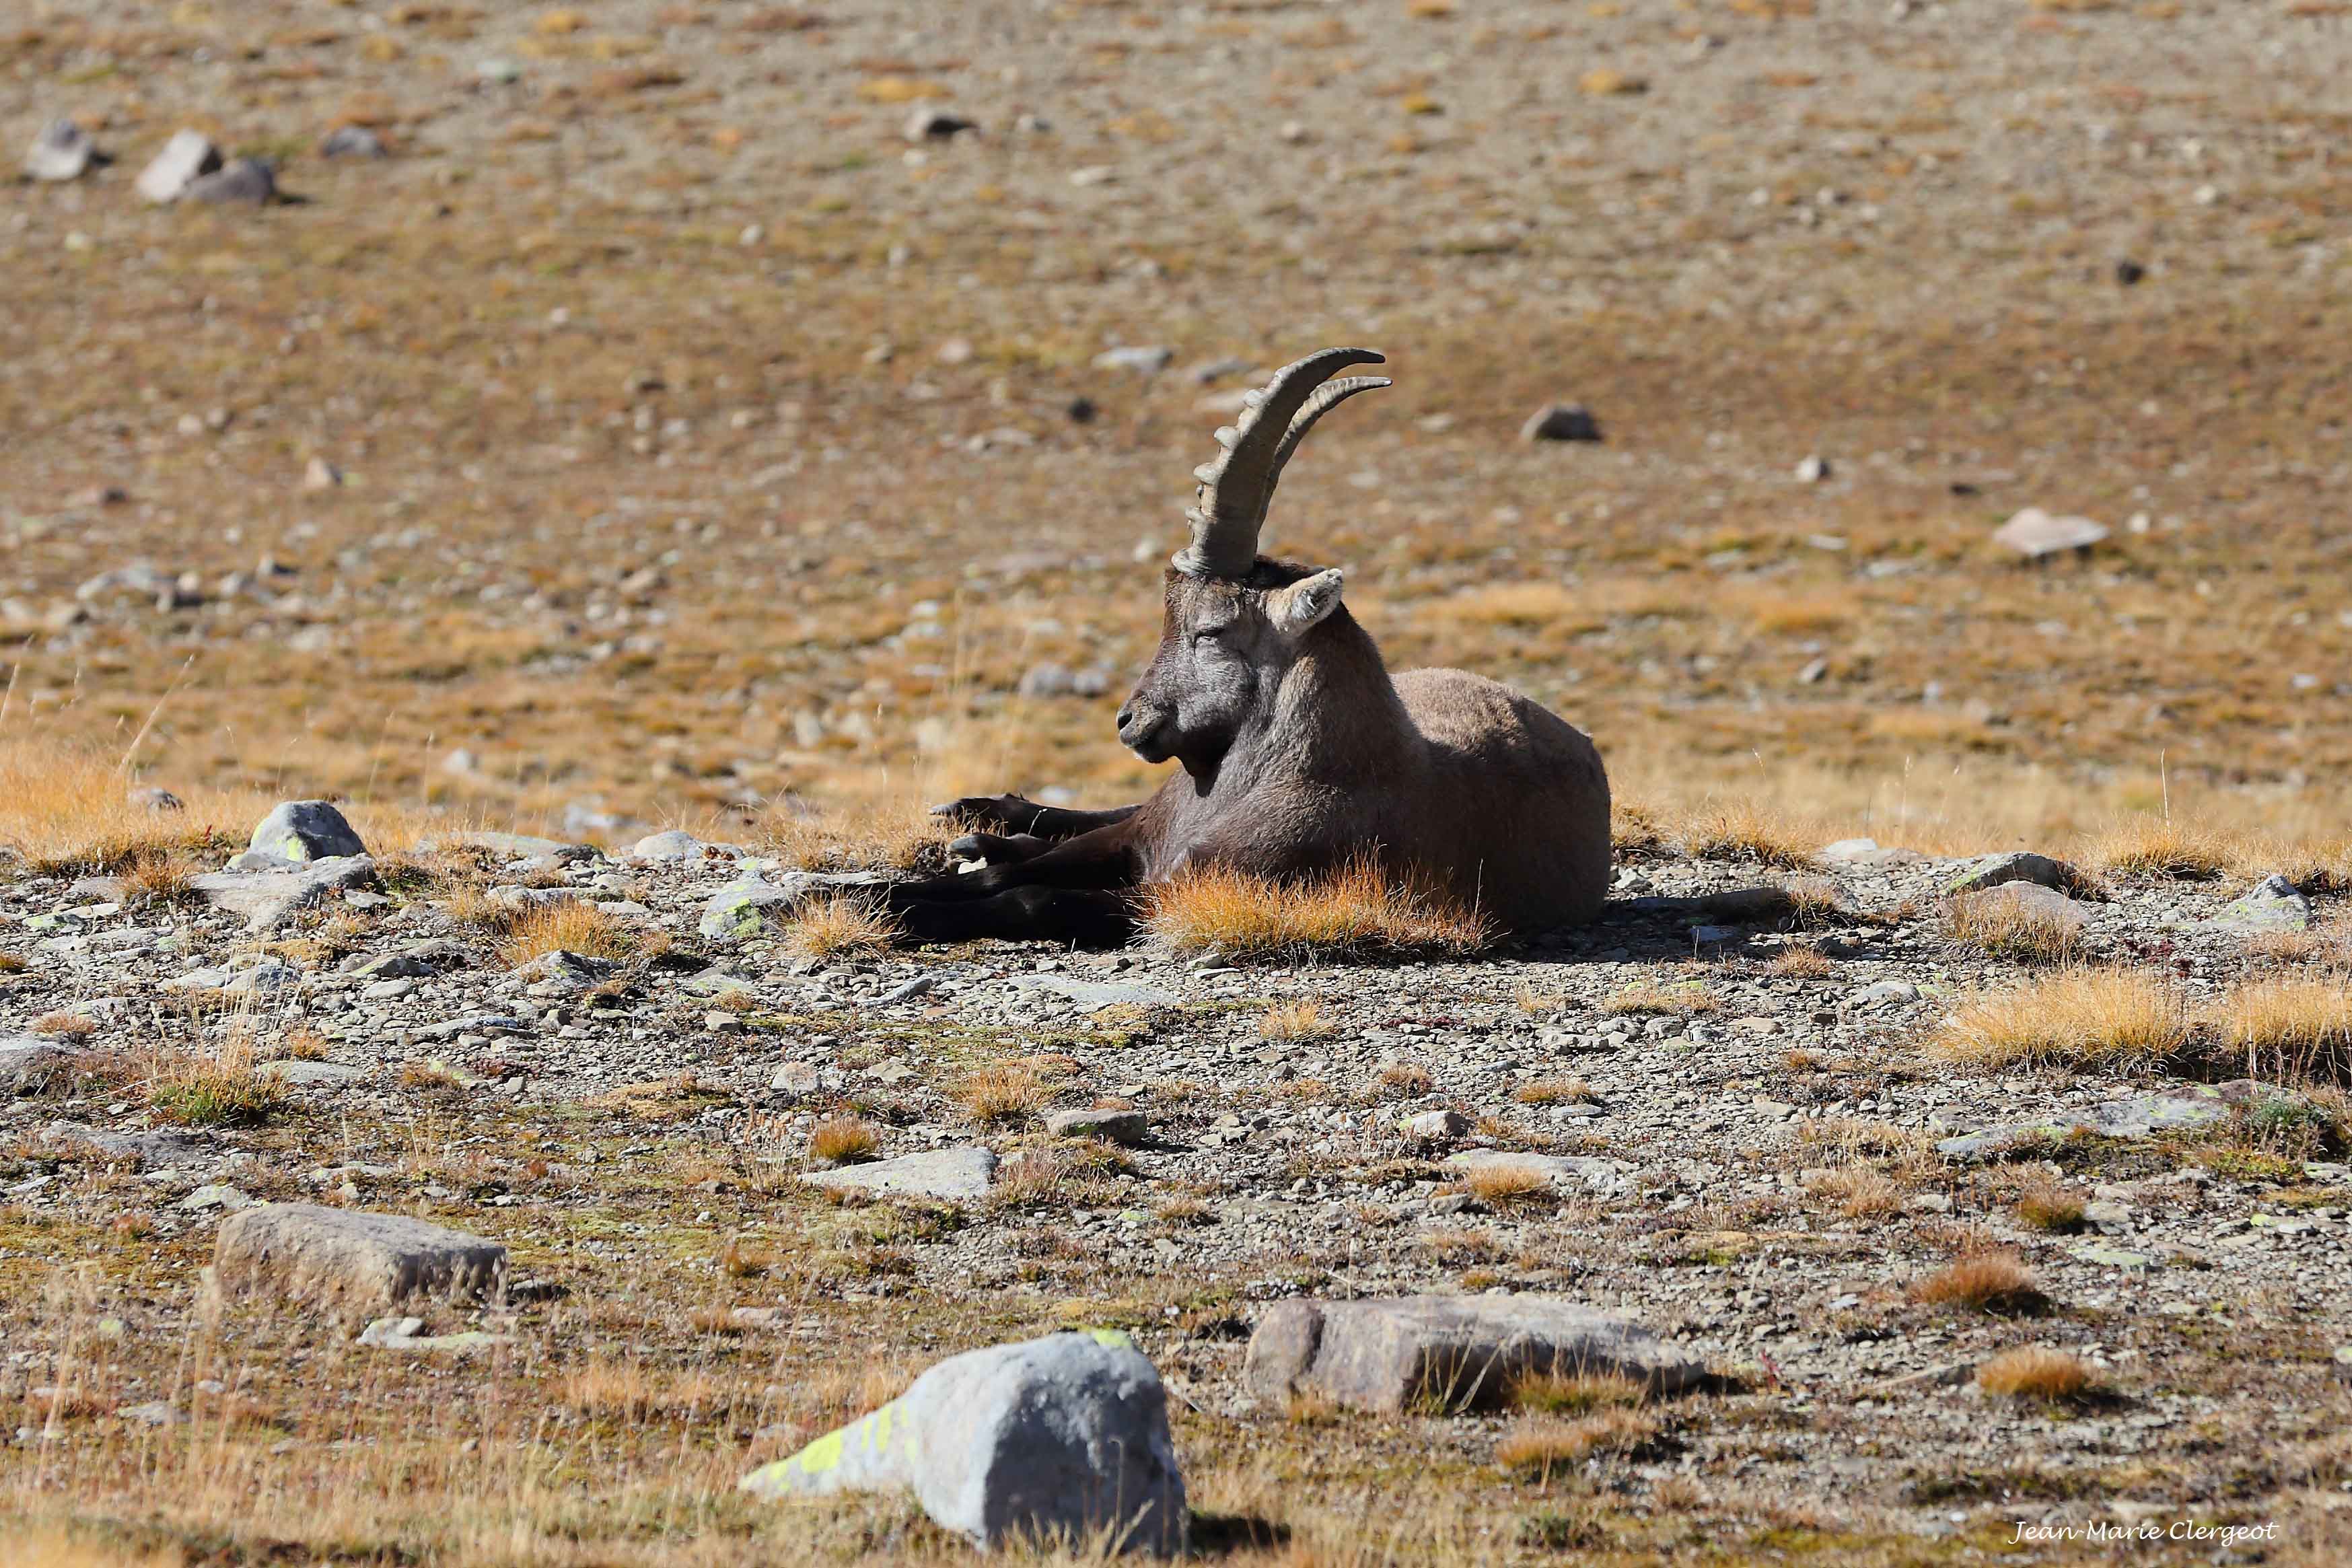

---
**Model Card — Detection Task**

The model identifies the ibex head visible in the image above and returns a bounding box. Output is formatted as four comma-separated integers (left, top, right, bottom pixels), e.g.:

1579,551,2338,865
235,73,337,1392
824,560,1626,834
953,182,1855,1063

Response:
1115,349,1387,770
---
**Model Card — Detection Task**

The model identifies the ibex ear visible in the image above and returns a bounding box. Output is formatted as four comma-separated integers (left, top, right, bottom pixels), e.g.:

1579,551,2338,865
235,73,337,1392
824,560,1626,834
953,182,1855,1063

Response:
1268,569,1345,639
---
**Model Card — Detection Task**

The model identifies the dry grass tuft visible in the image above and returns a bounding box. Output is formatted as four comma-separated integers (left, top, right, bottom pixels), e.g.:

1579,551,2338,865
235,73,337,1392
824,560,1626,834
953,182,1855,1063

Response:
957,1063,1044,1125
807,1117,880,1166
1513,1077,1592,1106
1936,968,2189,1070
1810,1166,1903,1220
1373,1061,1434,1097
1257,998,1329,1040
148,1037,287,1127
1511,1371,1647,1415
497,899,631,967
1677,801,1819,869
2089,815,2236,880
2011,1174,2087,1233
1910,1252,2046,1316
786,895,900,959
1458,1164,1551,1206
762,799,943,871
1495,1409,1663,1478
1976,1346,2098,1404
1144,856,1491,958
560,1359,729,1422
32,1011,96,1038
1769,946,1835,979
1945,891,2082,962
1602,977,1717,1018
2215,977,2352,1084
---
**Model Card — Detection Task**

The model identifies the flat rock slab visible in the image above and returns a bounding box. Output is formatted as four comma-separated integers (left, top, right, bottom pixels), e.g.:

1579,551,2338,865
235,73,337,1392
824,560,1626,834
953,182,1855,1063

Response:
1950,882,2090,935
1,1038,67,1093
1994,506,2108,558
357,1316,511,1353
742,1328,1186,1555
1444,1149,1628,1195
215,1203,506,1313
1818,837,1927,868
1045,1108,1149,1145
804,1146,997,1201
1936,1089,2229,1162
1941,851,2086,897
267,1060,370,1087
428,830,596,862
136,129,220,201
1007,974,1180,1011
192,855,376,933
1245,1295,1707,1414
42,1120,218,1169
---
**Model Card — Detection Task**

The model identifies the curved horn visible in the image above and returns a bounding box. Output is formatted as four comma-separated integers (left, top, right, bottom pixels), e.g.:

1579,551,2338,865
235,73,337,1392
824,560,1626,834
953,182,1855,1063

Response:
1174,347,1386,578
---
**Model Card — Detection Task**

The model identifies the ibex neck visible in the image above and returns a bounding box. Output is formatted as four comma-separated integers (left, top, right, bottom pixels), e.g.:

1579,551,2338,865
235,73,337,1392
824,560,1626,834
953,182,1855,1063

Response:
1267,610,1412,777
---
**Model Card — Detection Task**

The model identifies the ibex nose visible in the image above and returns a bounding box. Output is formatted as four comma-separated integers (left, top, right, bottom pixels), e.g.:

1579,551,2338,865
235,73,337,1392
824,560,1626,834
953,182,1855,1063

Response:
1114,702,1136,732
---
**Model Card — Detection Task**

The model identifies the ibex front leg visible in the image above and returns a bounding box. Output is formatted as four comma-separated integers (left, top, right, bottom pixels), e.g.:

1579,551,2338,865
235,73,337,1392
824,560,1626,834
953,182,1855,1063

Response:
931,795,1142,867
886,820,1143,948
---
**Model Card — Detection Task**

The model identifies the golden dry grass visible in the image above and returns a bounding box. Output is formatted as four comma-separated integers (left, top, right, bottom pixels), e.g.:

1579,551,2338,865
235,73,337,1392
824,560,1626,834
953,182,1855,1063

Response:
1512,1077,1592,1106
1257,998,1330,1040
957,1063,1045,1126
497,899,631,967
2088,814,2238,880
1810,1166,1904,1221
2011,1175,2088,1233
1143,857,1491,958
806,1117,880,1166
1494,1409,1662,1478
1936,968,2190,1071
147,1036,287,1127
760,798,943,872
1910,1253,2046,1316
1944,890,2082,962
1676,801,1820,869
1601,977,1717,1017
784,895,900,958
2215,978,2352,1084
1510,1371,1647,1416
1372,1062,1434,1096
1458,1163,1551,1206
1769,946,1836,979
1976,1346,2098,1404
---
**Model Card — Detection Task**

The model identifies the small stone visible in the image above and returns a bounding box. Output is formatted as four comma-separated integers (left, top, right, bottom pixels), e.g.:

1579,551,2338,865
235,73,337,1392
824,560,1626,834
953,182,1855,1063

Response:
320,126,388,159
1092,346,1172,374
131,785,185,814
302,456,343,491
184,158,277,205
878,975,934,1005
26,118,96,182
1066,396,1098,424
1795,455,1832,483
1045,1108,1149,1145
190,855,376,933
740,1329,1186,1555
803,1146,997,1201
1245,1296,1705,1415
2205,874,2311,933
1520,403,1603,443
1993,507,2107,560
1949,882,2090,939
178,1183,256,1213
2115,258,2145,286
249,800,367,862
136,130,222,203
1018,663,1077,698
1400,1108,1470,1142
905,107,978,142
356,1316,511,1353
214,1203,507,1314
630,828,708,862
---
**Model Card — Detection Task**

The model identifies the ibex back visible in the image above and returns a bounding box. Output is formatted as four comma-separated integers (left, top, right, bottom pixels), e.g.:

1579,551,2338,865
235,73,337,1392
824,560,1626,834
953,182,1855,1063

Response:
883,348,1611,947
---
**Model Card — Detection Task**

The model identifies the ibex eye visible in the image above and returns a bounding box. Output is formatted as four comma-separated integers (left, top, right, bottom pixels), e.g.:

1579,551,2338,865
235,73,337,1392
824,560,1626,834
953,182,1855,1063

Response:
1193,631,1221,647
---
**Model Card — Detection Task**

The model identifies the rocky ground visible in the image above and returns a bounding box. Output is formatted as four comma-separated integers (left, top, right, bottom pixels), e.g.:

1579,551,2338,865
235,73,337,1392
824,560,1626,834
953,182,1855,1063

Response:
2,798,2347,1563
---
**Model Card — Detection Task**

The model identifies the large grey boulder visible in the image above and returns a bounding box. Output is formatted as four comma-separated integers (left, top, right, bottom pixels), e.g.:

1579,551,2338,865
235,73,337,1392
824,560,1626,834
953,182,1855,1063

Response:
214,1203,505,1313
191,854,376,932
1940,851,2085,898
250,799,368,862
803,1146,996,1201
42,1120,218,1168
740,1329,1186,1555
26,118,96,182
135,129,222,202
1244,1295,1707,1414
1,1037,66,1094
1937,1089,2229,1162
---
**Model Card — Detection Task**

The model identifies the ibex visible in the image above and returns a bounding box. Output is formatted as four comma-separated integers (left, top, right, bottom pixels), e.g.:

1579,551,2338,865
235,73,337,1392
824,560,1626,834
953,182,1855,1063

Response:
884,347,1610,947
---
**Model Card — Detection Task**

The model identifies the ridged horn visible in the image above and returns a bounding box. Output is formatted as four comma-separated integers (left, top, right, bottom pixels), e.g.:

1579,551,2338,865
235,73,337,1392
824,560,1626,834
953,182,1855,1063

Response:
1174,347,1387,578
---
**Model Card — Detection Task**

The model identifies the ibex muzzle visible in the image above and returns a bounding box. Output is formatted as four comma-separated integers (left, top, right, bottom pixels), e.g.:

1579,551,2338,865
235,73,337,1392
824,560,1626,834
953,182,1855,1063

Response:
883,347,1612,948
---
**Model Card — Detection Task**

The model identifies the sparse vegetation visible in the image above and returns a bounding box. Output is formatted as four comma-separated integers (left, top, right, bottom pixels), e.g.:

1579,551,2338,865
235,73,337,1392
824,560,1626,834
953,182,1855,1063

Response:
807,1117,881,1166
956,1063,1045,1126
497,899,631,967
1145,858,1491,958
1602,978,1717,1018
2090,816,2237,880
1495,1409,1664,1478
1937,969,2189,1070
1976,1346,2099,1406
1258,998,1329,1040
2215,978,2352,1084
1911,1253,2048,1316
785,895,900,959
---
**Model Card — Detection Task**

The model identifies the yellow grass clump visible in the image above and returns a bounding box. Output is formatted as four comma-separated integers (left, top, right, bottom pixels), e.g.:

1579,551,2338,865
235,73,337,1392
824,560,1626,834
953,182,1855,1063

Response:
1910,1253,2046,1316
1945,888,2083,961
1258,998,1330,1040
785,895,900,958
761,798,943,871
1809,1166,1903,1221
1936,968,2189,1071
2088,815,2238,880
1144,857,1491,958
1976,1346,2098,1404
1513,1077,1592,1106
148,1036,287,1127
497,899,631,967
1602,977,1717,1018
1495,1409,1662,1479
1458,1163,1550,1206
807,1117,880,1166
1676,801,1820,869
2215,977,2352,1084
957,1063,1045,1126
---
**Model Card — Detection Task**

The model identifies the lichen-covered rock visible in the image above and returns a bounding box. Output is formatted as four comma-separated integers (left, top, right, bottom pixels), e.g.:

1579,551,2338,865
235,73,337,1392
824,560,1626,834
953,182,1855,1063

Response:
1940,851,2085,898
249,799,368,862
803,1146,997,1201
1244,1295,1707,1414
214,1203,506,1313
741,1329,1186,1555
1936,1090,2230,1162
